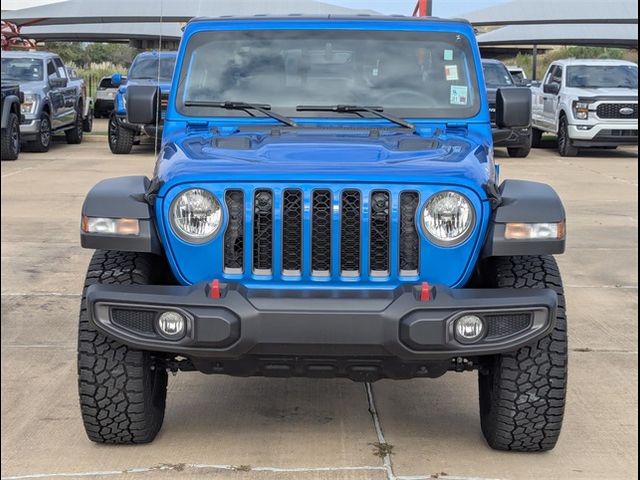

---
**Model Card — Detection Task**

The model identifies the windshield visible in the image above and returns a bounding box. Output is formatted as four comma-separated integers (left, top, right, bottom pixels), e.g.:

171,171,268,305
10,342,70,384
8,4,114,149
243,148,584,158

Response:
128,55,176,81
177,29,480,119
566,65,638,88
482,62,514,88
1,57,44,82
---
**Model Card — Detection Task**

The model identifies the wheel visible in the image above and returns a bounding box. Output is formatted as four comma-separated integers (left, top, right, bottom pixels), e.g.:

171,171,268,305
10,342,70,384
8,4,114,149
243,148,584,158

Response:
108,114,134,154
507,144,531,158
78,250,169,444
1,112,20,161
27,112,52,152
83,107,94,132
557,115,578,157
65,105,84,144
478,255,567,452
531,128,543,148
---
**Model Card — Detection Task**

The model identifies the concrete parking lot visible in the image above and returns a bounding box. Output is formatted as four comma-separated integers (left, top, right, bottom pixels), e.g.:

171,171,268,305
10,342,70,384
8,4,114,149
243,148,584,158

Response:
1,119,637,480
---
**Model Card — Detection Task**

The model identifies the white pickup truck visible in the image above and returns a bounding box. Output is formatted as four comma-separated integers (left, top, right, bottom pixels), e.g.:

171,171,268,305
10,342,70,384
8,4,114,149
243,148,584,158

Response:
531,59,638,156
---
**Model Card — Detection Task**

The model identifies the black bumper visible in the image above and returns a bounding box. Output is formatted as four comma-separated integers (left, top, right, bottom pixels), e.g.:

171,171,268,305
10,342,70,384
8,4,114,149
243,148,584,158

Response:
87,282,557,364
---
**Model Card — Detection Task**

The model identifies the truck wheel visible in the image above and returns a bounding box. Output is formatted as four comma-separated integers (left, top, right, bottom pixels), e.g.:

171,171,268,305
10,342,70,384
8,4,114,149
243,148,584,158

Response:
83,108,94,133
478,255,567,452
557,116,578,157
1,111,20,161
66,106,84,144
108,114,134,154
507,145,531,158
78,250,168,444
531,128,543,148
27,112,52,153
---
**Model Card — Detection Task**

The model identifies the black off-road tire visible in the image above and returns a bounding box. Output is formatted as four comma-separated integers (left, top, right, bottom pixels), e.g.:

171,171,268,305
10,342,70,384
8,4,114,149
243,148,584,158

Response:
66,105,84,144
507,145,531,158
83,107,94,132
1,112,20,161
478,255,567,452
78,250,169,444
531,128,543,148
108,114,134,154
27,112,52,153
558,115,578,157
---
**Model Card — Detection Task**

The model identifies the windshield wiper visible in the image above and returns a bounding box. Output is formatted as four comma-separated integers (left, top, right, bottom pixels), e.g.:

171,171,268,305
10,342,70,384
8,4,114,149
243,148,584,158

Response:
296,104,415,130
184,100,298,127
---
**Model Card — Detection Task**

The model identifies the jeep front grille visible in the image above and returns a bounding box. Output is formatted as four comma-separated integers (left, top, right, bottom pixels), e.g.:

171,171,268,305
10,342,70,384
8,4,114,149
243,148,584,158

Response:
222,188,421,280
596,103,638,119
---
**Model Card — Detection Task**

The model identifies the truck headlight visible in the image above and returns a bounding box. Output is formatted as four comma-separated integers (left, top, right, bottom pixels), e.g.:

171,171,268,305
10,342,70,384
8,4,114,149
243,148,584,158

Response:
170,188,222,243
21,93,38,115
573,101,590,120
422,191,474,246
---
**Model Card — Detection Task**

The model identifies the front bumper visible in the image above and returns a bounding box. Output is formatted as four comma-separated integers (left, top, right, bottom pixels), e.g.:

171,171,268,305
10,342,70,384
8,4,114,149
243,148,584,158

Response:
87,282,557,364
569,123,638,146
19,118,42,139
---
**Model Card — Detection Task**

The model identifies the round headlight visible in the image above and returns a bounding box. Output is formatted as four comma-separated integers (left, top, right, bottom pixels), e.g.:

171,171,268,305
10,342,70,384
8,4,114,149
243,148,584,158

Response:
422,191,474,246
170,188,222,243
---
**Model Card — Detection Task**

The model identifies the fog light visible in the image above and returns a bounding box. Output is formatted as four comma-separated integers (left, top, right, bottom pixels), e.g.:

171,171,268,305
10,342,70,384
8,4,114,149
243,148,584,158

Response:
455,315,484,343
156,311,186,339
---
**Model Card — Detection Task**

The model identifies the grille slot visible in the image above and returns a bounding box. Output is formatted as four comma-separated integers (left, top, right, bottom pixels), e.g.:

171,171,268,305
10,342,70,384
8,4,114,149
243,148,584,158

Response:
340,190,361,275
253,190,273,274
485,313,532,339
311,190,332,275
369,191,390,275
596,103,638,119
224,190,244,273
282,189,303,274
399,192,420,275
111,309,156,335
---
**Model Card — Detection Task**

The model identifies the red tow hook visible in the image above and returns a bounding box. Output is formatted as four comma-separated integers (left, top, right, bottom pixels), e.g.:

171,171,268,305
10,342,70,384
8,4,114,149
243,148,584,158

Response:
420,282,432,302
209,279,221,299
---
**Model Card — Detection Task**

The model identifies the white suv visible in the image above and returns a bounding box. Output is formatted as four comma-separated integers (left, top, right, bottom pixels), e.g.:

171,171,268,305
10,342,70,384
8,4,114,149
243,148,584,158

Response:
93,76,123,118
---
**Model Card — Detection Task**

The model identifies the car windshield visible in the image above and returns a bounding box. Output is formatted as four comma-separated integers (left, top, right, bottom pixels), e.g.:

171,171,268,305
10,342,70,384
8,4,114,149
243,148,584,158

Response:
1,57,44,82
177,29,480,119
566,65,638,88
128,55,176,81
482,62,514,88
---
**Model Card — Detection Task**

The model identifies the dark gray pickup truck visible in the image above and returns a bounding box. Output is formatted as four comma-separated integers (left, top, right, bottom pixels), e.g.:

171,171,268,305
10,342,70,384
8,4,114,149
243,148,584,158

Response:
1,51,85,152
1,82,22,160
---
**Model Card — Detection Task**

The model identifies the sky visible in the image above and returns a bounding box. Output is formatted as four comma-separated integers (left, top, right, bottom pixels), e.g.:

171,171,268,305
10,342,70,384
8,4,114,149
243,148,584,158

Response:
2,0,508,17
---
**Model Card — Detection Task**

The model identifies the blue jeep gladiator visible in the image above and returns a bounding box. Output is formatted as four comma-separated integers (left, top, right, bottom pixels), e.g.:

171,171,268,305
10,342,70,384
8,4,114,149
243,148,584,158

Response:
79,16,567,451
108,51,177,154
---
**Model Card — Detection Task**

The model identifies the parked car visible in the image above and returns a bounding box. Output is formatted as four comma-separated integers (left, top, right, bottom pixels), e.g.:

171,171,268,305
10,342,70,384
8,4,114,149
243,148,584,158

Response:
93,75,121,118
108,51,177,154
1,51,85,152
1,82,22,160
482,59,532,157
531,59,638,156
79,15,567,451
507,65,528,85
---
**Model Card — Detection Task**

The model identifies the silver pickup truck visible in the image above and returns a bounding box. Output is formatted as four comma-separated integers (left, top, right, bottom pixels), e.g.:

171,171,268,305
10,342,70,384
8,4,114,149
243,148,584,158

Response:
1,51,87,152
530,59,638,156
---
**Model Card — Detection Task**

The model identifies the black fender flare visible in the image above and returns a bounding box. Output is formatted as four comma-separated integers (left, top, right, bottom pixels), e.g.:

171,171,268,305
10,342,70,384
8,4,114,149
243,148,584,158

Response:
80,176,162,254
483,179,566,257
1,95,21,129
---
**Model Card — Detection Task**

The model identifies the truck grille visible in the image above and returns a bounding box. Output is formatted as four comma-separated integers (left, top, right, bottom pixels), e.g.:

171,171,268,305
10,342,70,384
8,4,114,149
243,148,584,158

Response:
222,188,421,279
596,103,638,119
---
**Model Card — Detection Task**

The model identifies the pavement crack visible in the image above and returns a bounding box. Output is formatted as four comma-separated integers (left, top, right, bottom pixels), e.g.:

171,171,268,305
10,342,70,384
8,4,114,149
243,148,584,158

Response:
365,382,396,480
572,347,638,354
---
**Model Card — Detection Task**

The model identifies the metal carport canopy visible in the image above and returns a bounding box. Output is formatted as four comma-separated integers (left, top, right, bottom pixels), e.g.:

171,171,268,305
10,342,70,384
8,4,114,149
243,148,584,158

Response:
19,22,182,42
477,23,639,48
1,0,378,26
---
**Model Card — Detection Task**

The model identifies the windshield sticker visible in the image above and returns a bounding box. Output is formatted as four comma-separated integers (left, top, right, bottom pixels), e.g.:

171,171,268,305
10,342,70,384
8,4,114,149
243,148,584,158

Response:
450,85,468,105
445,65,459,81
444,49,454,61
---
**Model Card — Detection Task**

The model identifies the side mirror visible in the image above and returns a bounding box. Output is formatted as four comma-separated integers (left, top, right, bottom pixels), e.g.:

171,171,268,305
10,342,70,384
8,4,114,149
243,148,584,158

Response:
111,73,123,87
49,76,68,88
543,83,560,95
496,87,531,128
126,85,159,125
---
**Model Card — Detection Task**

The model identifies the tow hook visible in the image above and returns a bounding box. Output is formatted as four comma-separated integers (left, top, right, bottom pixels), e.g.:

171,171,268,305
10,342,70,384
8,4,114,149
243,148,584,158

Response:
452,357,474,372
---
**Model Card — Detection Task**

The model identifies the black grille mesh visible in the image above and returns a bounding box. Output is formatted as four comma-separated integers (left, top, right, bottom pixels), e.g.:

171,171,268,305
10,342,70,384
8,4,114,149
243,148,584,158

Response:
596,103,638,119
340,190,361,273
399,192,419,273
312,190,332,273
370,191,390,273
253,190,273,272
485,313,532,339
224,190,244,272
111,309,155,334
282,189,303,273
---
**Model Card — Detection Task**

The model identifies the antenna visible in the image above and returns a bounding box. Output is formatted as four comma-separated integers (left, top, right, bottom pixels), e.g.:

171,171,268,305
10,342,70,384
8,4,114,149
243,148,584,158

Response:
154,0,164,159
